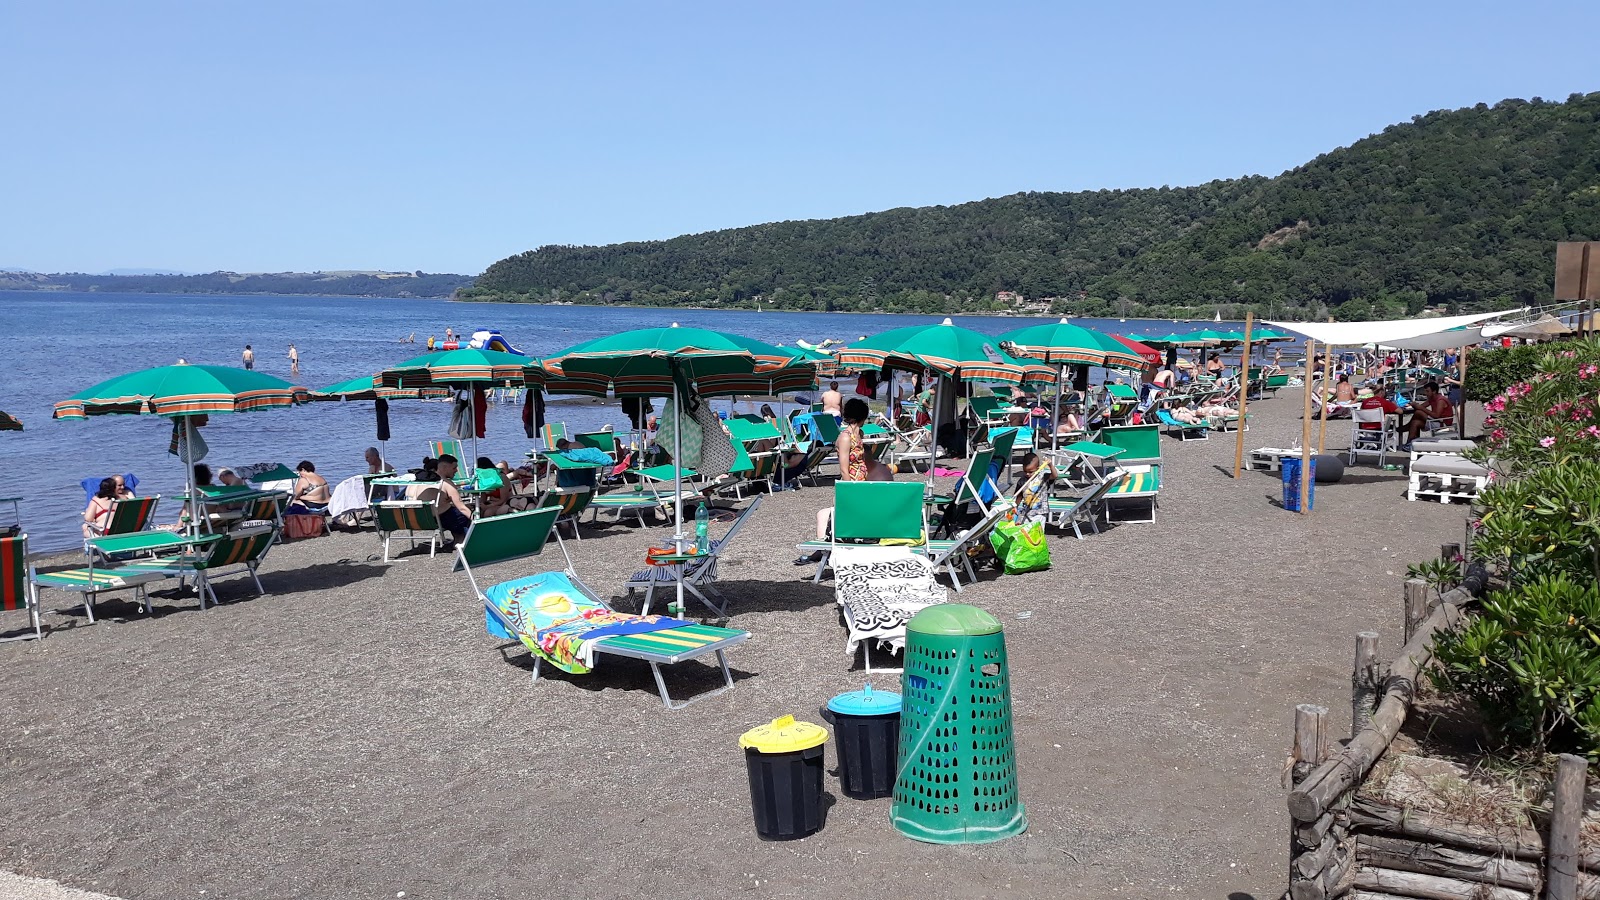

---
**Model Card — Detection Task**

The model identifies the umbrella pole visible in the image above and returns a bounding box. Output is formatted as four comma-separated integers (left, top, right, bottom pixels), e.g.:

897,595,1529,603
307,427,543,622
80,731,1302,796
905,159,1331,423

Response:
182,416,198,538
672,380,684,547
672,381,686,620
1317,345,1334,454
1051,363,1064,454
926,374,941,490
469,388,479,474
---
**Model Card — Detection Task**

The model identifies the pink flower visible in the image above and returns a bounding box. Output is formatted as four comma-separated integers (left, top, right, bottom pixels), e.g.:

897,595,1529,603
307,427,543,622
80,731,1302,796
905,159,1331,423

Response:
1491,428,1506,442
1588,425,1600,439
1581,364,1598,379
1539,436,1556,448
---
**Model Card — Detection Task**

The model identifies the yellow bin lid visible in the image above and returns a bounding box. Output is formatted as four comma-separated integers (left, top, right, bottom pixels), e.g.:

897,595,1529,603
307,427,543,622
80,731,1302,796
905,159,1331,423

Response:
739,715,828,754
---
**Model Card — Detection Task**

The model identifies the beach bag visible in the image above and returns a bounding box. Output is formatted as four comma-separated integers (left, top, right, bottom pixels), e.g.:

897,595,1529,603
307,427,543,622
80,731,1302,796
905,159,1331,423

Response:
988,519,1049,575
283,514,325,540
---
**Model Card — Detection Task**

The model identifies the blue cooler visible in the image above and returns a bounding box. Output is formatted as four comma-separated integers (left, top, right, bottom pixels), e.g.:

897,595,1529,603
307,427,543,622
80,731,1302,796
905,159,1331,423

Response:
1282,456,1316,511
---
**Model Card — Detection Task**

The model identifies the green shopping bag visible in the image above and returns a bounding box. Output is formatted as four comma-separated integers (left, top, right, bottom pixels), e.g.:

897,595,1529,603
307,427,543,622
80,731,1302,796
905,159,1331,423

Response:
988,518,1050,574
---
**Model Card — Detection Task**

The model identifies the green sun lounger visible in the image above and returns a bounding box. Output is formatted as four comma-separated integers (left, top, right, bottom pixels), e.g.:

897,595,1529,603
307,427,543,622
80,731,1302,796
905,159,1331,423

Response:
373,497,444,561
1103,464,1161,523
118,524,275,608
1095,423,1162,467
457,506,749,709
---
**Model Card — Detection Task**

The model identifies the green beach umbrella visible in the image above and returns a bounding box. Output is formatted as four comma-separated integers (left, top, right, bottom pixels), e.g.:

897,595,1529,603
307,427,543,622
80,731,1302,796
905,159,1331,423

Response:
996,319,1145,371
54,364,309,536
997,319,1147,451
313,376,450,470
543,324,805,601
0,411,21,432
377,347,545,389
836,318,1042,478
311,376,450,401
377,347,546,470
835,317,1033,384
54,364,308,419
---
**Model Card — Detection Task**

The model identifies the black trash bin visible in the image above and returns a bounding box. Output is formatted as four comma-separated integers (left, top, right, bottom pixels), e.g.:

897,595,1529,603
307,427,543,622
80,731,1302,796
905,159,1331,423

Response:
739,715,828,840
827,684,902,799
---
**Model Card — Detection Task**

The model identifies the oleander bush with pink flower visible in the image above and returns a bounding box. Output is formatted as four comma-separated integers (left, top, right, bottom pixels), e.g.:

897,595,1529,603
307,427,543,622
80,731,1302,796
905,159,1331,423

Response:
1431,338,1600,757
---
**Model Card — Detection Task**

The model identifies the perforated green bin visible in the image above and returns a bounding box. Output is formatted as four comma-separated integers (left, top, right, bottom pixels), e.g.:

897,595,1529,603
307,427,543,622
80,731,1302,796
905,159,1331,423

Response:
891,604,1026,844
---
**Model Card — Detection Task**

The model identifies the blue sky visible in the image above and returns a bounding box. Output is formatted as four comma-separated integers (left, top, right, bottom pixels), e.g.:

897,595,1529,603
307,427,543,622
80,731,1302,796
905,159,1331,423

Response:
2,1,1595,275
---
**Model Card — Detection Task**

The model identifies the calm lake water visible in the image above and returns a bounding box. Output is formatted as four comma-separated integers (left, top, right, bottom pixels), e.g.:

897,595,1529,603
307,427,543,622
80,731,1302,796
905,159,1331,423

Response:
0,291,1250,551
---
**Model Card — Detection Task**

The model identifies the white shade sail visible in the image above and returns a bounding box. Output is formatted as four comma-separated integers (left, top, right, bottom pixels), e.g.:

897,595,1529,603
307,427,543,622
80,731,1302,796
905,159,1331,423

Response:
1264,310,1520,348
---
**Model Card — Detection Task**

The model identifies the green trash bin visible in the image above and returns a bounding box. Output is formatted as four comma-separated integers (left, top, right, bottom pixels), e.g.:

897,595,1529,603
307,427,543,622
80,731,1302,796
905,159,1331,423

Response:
891,604,1026,844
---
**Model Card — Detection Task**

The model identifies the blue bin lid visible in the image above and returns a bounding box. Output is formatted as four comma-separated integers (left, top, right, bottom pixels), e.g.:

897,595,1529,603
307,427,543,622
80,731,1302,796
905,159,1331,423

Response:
828,683,902,716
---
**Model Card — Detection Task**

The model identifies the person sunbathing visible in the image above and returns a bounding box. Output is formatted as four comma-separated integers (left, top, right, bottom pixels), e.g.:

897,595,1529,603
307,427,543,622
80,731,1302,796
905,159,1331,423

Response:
112,474,136,500
286,460,330,515
83,477,117,538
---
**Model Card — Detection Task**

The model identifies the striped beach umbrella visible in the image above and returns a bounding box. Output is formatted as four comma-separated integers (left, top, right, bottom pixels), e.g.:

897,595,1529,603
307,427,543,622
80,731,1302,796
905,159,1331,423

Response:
376,347,544,390
53,364,309,536
542,324,806,586
836,318,1042,479
997,319,1146,450
54,365,308,419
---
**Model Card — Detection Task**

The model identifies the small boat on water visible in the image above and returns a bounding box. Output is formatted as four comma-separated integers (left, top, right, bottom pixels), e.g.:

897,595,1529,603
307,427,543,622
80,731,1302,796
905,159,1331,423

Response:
426,328,523,354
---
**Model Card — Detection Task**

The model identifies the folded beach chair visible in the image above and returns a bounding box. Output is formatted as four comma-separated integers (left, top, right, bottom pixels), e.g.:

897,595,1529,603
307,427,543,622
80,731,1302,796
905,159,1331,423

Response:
1044,468,1122,539
925,498,1013,593
586,489,675,527
373,492,444,561
458,507,750,709
2,534,43,642
118,524,275,609
1095,423,1162,467
1102,464,1160,524
829,482,947,672
625,495,763,615
1155,409,1209,441
929,447,996,517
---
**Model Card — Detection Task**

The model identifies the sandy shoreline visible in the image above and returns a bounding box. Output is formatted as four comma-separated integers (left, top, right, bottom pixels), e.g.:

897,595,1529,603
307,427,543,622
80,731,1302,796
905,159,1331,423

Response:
0,394,1472,899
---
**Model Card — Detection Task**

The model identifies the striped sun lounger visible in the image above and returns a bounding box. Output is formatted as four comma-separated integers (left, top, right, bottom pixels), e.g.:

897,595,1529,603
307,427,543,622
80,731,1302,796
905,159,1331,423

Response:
457,507,750,709
1103,465,1160,524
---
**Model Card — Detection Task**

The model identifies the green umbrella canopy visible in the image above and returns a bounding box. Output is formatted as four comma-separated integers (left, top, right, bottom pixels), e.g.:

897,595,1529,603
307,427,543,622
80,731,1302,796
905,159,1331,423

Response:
1131,332,1221,348
834,317,1034,384
311,375,450,401
997,318,1147,372
542,324,803,397
0,410,21,431
54,365,308,419
378,347,545,389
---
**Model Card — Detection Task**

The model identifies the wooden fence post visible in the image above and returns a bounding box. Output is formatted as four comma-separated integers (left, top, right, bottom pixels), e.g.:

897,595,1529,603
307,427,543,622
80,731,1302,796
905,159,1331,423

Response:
1404,579,1431,644
1351,632,1382,739
1546,753,1588,900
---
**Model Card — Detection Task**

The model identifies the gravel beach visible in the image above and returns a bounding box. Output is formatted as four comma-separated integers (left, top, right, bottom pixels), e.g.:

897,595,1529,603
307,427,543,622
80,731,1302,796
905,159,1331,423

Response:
0,394,1475,899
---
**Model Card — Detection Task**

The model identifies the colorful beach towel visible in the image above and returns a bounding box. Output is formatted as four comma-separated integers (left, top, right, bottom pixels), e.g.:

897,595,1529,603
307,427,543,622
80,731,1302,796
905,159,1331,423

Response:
484,571,686,674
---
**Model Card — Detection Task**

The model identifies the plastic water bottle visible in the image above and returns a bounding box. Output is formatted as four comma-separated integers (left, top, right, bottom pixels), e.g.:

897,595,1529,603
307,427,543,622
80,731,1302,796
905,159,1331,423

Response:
695,503,710,554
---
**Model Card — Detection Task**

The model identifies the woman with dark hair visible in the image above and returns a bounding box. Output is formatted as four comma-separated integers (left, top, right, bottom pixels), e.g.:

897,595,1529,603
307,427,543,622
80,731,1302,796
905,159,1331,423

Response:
837,397,870,483
83,477,118,538
286,460,330,515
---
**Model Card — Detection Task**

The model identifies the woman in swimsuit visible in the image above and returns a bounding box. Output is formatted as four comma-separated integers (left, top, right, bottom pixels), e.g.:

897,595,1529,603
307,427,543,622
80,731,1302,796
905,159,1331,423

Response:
286,460,331,514
83,477,117,538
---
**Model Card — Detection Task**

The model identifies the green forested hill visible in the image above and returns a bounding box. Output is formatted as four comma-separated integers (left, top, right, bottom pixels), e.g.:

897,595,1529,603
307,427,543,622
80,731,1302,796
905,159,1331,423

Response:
469,92,1600,319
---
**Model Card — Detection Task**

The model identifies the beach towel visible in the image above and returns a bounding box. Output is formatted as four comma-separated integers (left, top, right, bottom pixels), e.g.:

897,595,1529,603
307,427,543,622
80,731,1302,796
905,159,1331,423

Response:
167,418,209,463
327,475,370,520
484,571,687,673
656,397,703,468
833,546,945,656
80,473,139,504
